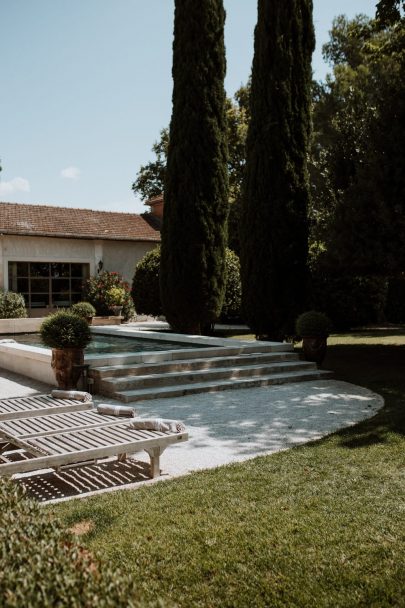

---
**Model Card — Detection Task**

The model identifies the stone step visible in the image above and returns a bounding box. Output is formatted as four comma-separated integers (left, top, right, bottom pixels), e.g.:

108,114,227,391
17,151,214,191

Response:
86,341,294,368
114,369,332,403
98,360,317,394
90,350,300,380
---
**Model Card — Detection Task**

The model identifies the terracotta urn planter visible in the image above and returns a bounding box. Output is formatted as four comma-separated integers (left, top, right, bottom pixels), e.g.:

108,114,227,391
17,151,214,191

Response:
295,311,332,367
51,348,84,390
301,336,328,365
40,311,92,390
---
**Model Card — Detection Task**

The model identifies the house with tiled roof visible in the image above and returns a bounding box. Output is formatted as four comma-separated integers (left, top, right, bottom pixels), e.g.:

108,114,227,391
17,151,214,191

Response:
0,200,161,316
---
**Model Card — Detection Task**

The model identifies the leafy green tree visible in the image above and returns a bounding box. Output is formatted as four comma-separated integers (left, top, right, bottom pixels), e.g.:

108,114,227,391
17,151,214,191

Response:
132,128,169,202
310,14,405,275
240,0,315,340
160,0,229,335
376,0,404,26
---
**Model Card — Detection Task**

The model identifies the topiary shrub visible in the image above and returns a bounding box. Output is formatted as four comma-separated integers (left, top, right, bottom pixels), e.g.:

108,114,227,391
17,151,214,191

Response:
384,275,405,324
83,271,135,321
132,246,243,322
71,301,96,319
132,247,162,317
220,249,242,322
311,275,387,331
0,289,27,319
40,311,92,349
0,479,144,607
296,310,332,337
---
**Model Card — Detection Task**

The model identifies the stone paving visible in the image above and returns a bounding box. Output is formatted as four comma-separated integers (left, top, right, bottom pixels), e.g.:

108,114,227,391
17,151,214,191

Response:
0,367,383,503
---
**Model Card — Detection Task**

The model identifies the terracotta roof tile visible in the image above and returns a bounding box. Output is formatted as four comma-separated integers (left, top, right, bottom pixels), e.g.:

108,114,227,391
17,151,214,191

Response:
0,202,161,242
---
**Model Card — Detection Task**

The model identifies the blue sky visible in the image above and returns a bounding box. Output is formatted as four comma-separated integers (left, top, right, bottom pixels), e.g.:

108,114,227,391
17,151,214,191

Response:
1,0,378,215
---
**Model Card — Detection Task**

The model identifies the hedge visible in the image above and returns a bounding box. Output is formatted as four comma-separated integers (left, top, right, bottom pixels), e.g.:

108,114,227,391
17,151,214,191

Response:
0,479,153,607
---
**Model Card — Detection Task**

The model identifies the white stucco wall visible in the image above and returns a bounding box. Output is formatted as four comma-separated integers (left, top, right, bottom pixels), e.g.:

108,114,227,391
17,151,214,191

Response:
102,240,158,284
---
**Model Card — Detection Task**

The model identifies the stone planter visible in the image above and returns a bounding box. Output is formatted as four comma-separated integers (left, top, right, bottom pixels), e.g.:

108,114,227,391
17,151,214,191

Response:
111,306,123,317
51,348,84,389
302,336,328,366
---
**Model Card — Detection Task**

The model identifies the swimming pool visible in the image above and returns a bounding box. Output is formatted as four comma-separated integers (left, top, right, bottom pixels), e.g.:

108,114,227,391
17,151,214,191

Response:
12,333,209,354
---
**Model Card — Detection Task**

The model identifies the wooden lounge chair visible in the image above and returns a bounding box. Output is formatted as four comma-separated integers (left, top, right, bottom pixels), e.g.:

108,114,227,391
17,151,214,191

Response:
0,412,188,479
0,394,92,421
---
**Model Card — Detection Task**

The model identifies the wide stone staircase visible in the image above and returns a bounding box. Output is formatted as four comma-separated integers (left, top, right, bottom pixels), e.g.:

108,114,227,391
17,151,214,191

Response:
89,341,331,403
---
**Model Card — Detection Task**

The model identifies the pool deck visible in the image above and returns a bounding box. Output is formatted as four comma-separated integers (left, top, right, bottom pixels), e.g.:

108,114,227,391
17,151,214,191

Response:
0,364,383,504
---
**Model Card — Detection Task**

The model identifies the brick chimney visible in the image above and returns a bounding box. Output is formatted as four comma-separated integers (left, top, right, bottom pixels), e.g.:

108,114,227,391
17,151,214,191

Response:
146,194,164,219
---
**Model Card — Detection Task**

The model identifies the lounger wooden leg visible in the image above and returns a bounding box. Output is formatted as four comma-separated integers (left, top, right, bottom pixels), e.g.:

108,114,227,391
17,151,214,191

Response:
145,447,161,478
117,452,127,462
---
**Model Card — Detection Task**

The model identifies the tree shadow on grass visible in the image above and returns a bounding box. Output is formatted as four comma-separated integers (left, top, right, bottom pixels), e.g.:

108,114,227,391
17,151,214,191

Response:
321,343,405,447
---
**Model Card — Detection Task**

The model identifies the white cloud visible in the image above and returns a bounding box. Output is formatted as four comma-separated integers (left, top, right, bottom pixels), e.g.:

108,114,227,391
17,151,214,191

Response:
60,166,81,180
0,177,31,196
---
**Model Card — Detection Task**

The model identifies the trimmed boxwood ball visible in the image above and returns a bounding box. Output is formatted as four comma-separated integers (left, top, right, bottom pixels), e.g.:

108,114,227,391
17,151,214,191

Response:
40,311,92,349
71,301,96,319
296,311,332,337
0,289,27,319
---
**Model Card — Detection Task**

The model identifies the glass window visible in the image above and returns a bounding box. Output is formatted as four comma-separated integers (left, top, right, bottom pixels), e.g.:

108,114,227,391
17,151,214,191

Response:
7,262,89,309
51,263,70,278
30,263,50,277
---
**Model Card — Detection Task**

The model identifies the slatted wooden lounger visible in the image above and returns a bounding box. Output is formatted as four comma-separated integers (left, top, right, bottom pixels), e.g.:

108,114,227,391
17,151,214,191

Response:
0,394,92,421
0,411,188,479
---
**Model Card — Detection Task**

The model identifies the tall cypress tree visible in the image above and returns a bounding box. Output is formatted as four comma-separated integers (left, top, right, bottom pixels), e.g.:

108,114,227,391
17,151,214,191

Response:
240,0,315,340
160,0,228,335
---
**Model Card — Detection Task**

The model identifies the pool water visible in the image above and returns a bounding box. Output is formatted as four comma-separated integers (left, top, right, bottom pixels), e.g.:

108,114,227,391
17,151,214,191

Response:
12,333,207,354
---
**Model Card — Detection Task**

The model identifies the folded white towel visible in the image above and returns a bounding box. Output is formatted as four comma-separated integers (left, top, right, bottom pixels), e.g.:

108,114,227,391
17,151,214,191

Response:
129,418,186,433
51,389,92,403
97,404,137,417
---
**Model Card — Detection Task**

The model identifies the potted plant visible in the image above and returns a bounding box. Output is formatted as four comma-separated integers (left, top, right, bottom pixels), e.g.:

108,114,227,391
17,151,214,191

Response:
71,301,96,324
105,287,126,317
40,311,92,389
295,311,332,365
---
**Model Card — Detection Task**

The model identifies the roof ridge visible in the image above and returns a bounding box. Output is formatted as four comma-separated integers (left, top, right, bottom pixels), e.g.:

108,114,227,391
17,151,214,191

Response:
0,201,141,217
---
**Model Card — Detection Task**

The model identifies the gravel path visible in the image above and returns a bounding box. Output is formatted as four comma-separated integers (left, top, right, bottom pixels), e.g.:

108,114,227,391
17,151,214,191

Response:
0,368,383,503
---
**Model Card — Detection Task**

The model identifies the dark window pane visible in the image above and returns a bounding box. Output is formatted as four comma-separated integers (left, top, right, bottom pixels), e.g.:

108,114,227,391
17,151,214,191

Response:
21,293,29,306
71,263,85,277
30,263,49,277
71,279,84,292
31,293,49,306
16,262,29,276
51,263,70,278
52,295,71,307
30,278,49,292
17,278,29,292
52,278,70,291
71,293,82,304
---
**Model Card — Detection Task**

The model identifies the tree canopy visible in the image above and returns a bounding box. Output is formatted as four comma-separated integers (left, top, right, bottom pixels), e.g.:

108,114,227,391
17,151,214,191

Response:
309,13,405,275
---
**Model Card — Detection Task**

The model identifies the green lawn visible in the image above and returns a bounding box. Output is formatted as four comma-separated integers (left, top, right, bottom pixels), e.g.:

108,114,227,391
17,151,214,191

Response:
50,329,405,608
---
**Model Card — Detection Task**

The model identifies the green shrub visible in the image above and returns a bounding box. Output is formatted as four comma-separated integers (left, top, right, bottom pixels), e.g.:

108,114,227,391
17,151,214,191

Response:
312,275,387,330
220,249,242,321
40,311,92,349
132,246,243,322
0,479,144,607
385,275,405,324
83,271,135,321
71,301,96,319
105,286,127,308
0,289,27,319
132,247,162,317
296,310,332,337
